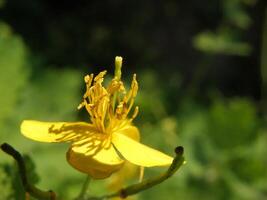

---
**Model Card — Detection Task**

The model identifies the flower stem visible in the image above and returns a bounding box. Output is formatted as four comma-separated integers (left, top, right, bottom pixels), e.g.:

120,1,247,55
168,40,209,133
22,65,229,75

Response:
77,175,91,200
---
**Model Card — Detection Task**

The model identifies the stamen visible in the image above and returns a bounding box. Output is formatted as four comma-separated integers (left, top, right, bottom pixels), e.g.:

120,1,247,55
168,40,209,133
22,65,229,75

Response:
94,70,107,82
131,106,139,120
139,166,145,182
77,102,85,110
131,74,138,98
78,69,139,134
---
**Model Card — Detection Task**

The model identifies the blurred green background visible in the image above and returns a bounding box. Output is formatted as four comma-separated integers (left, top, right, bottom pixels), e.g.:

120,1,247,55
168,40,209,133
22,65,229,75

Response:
0,0,267,199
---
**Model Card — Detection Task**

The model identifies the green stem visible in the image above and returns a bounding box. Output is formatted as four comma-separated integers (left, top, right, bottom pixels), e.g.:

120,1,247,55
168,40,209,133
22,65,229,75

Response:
0,143,56,200
76,175,91,200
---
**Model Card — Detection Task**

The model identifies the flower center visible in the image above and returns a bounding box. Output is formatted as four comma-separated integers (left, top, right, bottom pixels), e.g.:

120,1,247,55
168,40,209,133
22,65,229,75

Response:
78,71,139,135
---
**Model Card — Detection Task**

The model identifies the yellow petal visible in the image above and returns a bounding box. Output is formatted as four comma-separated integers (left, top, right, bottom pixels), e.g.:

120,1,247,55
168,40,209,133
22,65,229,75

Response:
21,120,96,143
116,125,140,141
112,132,173,167
67,138,124,179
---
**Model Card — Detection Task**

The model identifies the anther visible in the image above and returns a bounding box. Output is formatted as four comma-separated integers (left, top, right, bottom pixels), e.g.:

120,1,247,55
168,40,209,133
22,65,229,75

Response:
131,106,139,119
77,103,84,110
84,75,91,83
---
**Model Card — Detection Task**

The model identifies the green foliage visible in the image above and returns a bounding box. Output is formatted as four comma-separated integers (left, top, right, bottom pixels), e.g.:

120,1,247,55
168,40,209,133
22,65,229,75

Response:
193,30,251,56
0,22,30,132
0,0,5,8
193,0,255,55
0,155,40,200
4,68,84,198
223,0,256,29
0,19,84,200
170,97,267,200
0,164,13,200
12,155,40,200
135,70,167,122
137,96,266,200
207,98,258,149
23,155,39,185
18,68,82,121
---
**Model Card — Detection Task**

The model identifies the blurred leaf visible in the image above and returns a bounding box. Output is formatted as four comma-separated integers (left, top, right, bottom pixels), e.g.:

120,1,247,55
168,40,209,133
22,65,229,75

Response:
0,164,14,199
224,0,254,29
135,70,167,122
23,155,39,185
193,0,255,56
0,154,40,200
12,155,41,200
173,97,266,199
0,22,30,132
193,30,251,56
206,98,258,149
0,0,5,8
17,68,82,121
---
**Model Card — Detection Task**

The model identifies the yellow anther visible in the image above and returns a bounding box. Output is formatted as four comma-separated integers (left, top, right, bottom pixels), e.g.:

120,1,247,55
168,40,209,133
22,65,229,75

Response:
94,70,107,83
107,78,123,95
84,75,91,83
131,74,138,98
77,103,85,110
84,74,94,87
116,102,124,114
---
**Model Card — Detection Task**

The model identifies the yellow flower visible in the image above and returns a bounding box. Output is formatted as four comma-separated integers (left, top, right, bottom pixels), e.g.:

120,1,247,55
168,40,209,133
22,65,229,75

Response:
20,57,173,179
